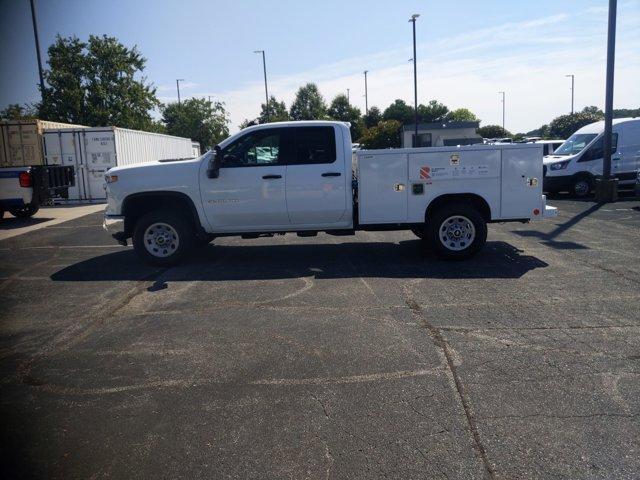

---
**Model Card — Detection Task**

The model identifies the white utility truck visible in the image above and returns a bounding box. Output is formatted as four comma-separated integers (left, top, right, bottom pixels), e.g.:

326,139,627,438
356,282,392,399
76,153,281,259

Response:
0,165,75,219
103,121,557,266
543,118,640,197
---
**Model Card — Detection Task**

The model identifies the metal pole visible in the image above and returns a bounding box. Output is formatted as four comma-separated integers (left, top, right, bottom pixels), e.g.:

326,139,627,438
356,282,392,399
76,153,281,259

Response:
254,50,269,121
176,79,184,105
363,71,368,115
29,0,46,100
499,91,505,131
347,88,350,104
410,14,420,146
565,74,575,114
602,0,617,183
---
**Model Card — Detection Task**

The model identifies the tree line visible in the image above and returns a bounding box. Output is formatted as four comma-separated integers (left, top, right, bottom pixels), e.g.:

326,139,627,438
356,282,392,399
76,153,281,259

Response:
2,35,638,149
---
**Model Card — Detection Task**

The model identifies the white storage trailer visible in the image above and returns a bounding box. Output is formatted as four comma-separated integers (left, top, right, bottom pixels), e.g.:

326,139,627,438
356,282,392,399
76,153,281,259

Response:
43,127,195,201
0,119,86,167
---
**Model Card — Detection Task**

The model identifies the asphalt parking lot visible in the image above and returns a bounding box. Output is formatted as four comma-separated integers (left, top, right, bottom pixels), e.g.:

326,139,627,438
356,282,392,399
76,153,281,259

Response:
1,194,639,479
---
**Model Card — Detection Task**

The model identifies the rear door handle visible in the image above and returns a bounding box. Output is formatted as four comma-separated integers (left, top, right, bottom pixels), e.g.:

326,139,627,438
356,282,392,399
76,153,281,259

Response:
262,174,282,179
321,172,341,177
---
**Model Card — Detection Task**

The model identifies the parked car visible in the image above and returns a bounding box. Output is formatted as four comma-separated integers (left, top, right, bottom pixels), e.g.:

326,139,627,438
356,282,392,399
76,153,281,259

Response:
543,118,640,197
103,121,557,266
527,139,565,156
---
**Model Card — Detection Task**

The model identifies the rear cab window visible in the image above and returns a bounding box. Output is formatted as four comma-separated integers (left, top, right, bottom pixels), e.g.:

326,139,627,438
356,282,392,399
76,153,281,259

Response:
290,127,337,165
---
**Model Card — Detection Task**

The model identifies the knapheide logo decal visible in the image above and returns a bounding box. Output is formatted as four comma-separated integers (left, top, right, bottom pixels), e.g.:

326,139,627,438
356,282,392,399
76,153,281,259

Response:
419,166,431,180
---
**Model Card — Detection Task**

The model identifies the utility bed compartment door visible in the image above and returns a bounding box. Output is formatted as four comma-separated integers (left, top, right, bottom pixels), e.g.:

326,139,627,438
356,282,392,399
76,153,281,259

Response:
500,146,543,218
358,153,407,223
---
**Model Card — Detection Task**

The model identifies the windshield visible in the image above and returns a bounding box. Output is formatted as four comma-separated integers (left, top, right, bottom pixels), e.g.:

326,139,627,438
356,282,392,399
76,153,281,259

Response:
553,133,598,156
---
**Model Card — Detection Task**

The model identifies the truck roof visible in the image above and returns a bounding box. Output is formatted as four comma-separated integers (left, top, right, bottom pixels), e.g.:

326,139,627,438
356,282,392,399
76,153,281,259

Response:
575,117,640,134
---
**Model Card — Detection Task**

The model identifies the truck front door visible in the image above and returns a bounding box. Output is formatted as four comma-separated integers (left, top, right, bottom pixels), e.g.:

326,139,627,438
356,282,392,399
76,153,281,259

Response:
201,128,290,230
285,126,347,225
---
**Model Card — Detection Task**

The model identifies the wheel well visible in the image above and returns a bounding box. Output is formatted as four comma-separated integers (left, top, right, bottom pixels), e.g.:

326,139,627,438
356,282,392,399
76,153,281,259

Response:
572,172,595,183
122,192,203,236
425,194,491,223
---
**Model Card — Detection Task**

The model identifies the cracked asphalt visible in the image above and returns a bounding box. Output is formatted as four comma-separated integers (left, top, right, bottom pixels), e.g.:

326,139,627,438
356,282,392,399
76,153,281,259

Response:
1,194,639,479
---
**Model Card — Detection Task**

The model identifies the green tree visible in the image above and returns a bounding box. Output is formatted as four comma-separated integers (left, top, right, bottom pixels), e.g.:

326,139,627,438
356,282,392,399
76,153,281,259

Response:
477,125,511,138
445,108,479,122
383,99,414,124
581,105,603,116
359,120,402,149
162,98,229,150
418,100,449,123
613,107,640,118
259,96,289,123
239,119,258,130
328,93,362,139
547,110,603,139
0,103,38,120
289,83,327,120
39,34,160,130
363,106,382,128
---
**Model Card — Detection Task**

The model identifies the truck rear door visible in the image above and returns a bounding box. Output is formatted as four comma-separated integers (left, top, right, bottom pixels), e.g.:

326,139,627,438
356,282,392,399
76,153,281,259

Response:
285,126,347,225
500,145,543,218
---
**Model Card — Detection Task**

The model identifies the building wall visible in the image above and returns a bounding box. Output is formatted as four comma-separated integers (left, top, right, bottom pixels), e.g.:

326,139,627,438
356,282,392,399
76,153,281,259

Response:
402,127,481,148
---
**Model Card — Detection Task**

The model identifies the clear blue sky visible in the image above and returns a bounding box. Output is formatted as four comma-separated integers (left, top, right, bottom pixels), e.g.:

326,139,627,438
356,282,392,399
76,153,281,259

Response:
1,0,638,132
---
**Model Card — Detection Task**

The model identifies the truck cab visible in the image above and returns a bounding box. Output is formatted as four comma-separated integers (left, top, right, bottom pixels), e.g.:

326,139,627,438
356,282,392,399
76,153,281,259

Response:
543,118,640,197
104,121,556,266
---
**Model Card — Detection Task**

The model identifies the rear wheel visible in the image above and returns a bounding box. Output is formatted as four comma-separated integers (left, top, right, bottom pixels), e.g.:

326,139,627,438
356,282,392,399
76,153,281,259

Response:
132,210,195,267
9,204,39,218
427,203,487,260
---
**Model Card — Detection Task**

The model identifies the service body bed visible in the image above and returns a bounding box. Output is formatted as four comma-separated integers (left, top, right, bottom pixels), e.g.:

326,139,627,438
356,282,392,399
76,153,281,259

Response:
356,144,556,225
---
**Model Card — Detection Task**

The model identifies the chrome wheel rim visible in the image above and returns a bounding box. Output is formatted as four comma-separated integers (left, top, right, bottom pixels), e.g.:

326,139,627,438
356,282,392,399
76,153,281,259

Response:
144,222,179,258
439,215,475,251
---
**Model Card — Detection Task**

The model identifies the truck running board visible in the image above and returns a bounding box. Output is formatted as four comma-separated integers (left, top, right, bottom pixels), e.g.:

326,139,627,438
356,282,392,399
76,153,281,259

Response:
326,229,355,236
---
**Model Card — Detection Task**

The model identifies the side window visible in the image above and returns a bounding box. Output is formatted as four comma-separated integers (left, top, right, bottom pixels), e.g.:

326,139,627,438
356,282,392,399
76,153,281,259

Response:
222,130,282,167
291,127,337,165
579,134,618,162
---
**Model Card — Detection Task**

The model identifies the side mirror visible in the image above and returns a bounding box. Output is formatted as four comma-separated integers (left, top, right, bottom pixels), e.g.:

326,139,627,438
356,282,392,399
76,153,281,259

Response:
207,146,222,178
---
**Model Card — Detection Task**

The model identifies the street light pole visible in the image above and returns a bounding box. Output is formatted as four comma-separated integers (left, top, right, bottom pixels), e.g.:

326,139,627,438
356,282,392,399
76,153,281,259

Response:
597,0,618,202
363,70,369,115
409,14,420,146
254,50,270,121
565,74,575,114
29,0,45,100
176,79,184,105
347,88,350,104
499,91,505,132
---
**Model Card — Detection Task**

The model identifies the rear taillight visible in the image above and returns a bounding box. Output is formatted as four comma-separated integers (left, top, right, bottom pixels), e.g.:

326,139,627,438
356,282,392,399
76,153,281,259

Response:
19,171,32,188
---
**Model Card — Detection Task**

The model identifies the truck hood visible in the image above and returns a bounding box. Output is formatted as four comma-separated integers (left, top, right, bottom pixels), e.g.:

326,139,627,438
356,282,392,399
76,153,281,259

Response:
108,157,200,175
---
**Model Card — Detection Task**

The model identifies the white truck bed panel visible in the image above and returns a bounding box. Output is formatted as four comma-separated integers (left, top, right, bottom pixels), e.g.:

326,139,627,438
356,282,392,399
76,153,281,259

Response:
357,144,544,224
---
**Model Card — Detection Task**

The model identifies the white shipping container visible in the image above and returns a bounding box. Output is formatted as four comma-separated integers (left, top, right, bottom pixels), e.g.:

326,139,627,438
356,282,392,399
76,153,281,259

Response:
0,119,86,167
43,126,195,201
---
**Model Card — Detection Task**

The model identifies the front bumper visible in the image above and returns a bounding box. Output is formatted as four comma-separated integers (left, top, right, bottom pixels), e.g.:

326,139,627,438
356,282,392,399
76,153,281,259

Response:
542,174,571,193
103,215,127,245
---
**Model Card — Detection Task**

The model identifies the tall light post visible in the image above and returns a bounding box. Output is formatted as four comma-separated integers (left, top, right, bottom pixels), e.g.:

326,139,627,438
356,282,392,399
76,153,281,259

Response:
498,91,505,132
347,88,350,104
409,14,420,146
176,79,184,105
29,0,45,100
254,50,270,121
565,74,575,114
363,70,369,115
597,0,618,202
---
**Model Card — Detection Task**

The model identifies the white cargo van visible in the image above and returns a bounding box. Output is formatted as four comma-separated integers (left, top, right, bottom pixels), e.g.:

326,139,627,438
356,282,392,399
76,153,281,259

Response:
543,118,640,197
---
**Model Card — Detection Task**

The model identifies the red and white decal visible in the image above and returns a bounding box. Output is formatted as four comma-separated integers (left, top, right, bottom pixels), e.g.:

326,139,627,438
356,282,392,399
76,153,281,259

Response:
419,166,431,180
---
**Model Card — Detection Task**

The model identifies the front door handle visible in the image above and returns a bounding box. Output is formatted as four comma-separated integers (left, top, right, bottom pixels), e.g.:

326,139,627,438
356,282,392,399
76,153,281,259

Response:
321,172,341,177
262,174,282,179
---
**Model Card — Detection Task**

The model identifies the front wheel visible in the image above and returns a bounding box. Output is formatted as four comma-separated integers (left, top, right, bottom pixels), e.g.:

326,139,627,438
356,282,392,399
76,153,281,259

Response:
9,204,39,218
571,176,593,198
132,210,195,267
427,203,487,260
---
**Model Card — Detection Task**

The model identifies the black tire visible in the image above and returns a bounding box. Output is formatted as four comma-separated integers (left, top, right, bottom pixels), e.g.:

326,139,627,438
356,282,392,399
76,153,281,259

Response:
571,175,594,198
411,226,426,240
427,202,487,260
132,210,195,267
9,204,39,218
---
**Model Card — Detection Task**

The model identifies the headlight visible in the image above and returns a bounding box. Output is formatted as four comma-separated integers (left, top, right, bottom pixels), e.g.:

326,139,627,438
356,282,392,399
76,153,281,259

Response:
105,174,118,183
549,160,570,171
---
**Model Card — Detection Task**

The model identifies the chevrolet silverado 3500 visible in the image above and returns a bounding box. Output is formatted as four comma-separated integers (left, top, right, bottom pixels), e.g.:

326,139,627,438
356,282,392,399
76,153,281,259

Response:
103,121,557,266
